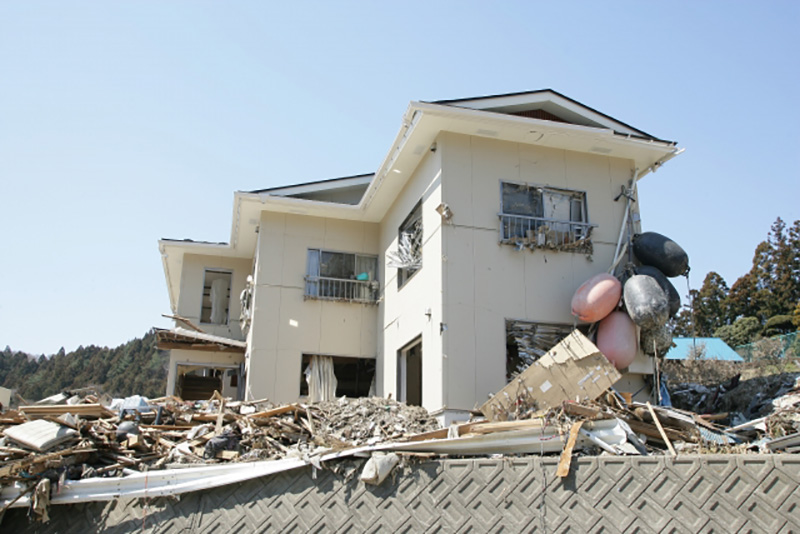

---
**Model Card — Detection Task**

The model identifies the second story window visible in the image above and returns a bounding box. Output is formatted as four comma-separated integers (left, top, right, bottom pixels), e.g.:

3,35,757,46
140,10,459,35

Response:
500,182,593,253
305,249,378,303
201,269,232,324
389,200,423,288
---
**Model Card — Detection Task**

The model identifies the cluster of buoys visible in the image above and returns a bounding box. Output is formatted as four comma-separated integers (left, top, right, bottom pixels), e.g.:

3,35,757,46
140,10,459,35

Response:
571,232,689,370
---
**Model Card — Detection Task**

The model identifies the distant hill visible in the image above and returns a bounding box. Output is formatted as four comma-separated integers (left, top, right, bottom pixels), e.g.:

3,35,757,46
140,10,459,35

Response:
0,330,168,402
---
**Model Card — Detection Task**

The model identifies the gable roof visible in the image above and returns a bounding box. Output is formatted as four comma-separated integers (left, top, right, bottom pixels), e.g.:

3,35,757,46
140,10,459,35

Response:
428,89,670,143
665,338,744,362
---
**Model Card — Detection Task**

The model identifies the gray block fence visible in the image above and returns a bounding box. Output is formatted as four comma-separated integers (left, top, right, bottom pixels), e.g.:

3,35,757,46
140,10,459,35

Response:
3,454,799,533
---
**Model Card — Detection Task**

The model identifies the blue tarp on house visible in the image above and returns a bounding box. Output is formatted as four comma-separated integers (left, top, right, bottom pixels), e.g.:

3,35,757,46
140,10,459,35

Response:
665,337,744,361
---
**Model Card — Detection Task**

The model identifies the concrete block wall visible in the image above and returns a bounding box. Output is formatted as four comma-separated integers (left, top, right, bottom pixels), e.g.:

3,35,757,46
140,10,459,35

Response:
4,454,799,533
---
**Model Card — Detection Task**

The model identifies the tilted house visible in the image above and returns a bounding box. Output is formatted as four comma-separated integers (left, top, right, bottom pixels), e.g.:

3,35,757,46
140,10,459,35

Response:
158,90,682,423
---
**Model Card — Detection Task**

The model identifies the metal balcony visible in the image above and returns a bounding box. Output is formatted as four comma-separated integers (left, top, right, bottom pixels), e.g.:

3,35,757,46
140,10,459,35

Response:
304,276,378,304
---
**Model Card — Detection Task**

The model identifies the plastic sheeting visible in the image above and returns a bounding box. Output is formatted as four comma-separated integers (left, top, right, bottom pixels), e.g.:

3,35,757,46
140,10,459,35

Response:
305,355,337,403
210,278,229,325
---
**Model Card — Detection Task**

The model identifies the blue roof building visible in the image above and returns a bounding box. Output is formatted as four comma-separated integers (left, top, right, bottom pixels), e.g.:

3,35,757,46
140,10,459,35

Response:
665,337,744,362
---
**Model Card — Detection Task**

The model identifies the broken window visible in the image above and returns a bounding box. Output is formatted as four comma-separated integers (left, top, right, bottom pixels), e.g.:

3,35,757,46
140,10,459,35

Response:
390,201,423,288
505,320,580,382
500,182,592,253
300,354,376,400
305,250,378,303
201,269,232,324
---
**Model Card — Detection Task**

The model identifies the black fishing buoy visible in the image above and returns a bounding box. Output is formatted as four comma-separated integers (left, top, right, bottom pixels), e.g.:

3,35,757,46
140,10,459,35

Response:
635,265,681,318
632,232,690,278
623,274,669,330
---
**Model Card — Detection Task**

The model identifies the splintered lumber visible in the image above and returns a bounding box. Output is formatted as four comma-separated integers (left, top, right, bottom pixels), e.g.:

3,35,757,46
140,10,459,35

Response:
20,404,115,419
481,330,621,421
247,404,304,419
0,448,95,479
647,402,676,456
405,417,547,442
622,418,687,443
557,421,584,478
563,402,609,420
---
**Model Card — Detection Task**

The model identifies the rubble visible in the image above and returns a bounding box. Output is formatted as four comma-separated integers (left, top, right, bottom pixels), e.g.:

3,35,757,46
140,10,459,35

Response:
1,353,798,521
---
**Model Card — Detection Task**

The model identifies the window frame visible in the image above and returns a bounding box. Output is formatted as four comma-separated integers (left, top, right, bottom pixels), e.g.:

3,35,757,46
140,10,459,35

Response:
304,248,379,303
499,180,593,252
200,268,233,325
397,200,423,289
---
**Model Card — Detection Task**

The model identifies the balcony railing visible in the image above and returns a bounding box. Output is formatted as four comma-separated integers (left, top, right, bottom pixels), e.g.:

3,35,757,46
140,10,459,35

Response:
499,213,595,253
304,276,378,304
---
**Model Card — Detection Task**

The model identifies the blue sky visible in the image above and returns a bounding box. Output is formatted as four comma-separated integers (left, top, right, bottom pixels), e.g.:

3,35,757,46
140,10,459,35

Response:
1,2,798,355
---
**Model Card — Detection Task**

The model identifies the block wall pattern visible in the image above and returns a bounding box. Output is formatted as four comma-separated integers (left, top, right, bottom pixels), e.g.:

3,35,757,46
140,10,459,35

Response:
4,454,799,533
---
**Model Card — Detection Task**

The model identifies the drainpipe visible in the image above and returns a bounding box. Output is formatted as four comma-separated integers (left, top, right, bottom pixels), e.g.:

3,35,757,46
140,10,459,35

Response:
610,169,639,273
609,147,685,273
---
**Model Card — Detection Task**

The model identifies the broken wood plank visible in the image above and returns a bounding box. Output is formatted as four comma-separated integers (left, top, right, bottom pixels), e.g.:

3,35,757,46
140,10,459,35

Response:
19,404,115,419
140,424,195,431
481,330,621,421
247,404,304,419
162,313,205,333
557,421,584,478
647,402,676,457
622,418,687,443
463,418,547,436
562,402,609,420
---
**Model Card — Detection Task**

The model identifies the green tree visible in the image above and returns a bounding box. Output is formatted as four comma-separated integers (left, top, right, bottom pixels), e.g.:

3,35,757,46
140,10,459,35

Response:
714,316,761,347
691,272,730,336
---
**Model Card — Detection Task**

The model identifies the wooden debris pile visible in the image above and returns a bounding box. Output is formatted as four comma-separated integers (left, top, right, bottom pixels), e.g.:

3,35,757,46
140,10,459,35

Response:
0,392,440,508
478,331,800,460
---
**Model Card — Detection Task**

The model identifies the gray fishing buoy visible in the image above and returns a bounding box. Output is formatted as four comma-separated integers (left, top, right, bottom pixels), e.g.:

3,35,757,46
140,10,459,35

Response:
635,265,681,318
632,232,690,278
640,324,674,356
623,274,669,330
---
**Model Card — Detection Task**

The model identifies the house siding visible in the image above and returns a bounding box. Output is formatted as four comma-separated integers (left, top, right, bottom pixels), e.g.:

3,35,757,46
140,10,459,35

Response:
439,132,649,410
377,147,444,409
246,211,379,403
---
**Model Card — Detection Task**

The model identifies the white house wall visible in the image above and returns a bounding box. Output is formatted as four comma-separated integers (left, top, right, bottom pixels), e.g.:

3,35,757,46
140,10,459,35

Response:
438,132,642,411
377,148,444,410
176,253,253,340
247,212,379,403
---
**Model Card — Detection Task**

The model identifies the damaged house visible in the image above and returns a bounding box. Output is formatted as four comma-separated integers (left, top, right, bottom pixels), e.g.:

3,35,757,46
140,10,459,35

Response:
157,90,682,424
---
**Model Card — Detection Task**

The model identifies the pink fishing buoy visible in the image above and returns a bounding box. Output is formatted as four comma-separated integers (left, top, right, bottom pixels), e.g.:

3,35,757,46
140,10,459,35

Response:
596,311,638,370
571,273,622,323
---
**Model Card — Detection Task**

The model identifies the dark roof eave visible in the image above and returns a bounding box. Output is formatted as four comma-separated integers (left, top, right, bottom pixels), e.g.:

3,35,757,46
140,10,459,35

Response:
246,172,374,194
426,89,670,143
160,238,229,246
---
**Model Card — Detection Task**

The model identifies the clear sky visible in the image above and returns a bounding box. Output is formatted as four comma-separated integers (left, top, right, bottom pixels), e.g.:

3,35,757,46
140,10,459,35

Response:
1,2,798,355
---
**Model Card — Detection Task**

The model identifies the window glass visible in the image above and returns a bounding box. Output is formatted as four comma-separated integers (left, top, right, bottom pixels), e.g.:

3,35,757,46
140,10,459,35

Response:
502,183,543,217
397,201,423,288
320,251,355,279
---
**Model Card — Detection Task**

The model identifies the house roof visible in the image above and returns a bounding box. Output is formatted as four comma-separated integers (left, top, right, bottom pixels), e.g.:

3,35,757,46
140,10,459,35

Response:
428,89,670,143
665,338,744,362
247,173,373,195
